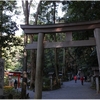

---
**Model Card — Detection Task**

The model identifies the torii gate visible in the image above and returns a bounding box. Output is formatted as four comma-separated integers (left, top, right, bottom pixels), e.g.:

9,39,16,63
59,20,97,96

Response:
21,20,100,99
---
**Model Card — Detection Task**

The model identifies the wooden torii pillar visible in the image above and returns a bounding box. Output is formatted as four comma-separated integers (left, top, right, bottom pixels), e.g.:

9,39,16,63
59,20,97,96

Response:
94,28,100,93
34,33,44,98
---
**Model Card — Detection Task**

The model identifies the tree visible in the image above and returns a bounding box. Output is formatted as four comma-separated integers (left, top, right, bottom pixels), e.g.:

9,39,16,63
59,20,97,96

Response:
0,1,19,56
61,1,99,74
35,1,68,86
21,0,36,98
38,1,59,88
0,1,24,72
2,36,23,71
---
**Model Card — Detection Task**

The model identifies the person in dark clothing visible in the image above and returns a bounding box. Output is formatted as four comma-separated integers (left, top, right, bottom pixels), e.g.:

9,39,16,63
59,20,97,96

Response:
14,79,18,89
84,76,87,82
27,81,30,89
80,77,84,85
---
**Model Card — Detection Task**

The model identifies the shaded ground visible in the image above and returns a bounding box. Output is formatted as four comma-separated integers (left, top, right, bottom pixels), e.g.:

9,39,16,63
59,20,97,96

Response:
19,79,100,99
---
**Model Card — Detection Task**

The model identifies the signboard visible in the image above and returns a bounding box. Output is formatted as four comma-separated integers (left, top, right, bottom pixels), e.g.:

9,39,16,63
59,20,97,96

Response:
0,59,4,95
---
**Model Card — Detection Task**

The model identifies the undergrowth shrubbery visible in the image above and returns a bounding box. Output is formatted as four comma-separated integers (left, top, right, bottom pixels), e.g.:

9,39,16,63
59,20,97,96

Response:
3,86,21,99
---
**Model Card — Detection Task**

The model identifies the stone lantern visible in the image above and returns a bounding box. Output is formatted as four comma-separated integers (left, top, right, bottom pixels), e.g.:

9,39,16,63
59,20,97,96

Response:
48,72,54,90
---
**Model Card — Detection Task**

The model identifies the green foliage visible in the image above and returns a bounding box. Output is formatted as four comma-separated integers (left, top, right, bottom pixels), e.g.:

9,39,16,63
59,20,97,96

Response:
0,1,19,48
52,78,61,90
61,1,99,73
2,36,23,71
4,86,14,94
42,77,50,91
37,1,60,25
62,1,100,22
30,1,99,79
0,1,24,71
4,86,21,99
4,76,9,86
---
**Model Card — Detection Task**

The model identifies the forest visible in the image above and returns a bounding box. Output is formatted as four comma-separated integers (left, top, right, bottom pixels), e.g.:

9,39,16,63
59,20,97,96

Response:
0,0,100,99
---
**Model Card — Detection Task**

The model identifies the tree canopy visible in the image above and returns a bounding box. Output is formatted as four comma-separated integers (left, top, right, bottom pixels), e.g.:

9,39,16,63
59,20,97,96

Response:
0,1,23,70
61,1,99,73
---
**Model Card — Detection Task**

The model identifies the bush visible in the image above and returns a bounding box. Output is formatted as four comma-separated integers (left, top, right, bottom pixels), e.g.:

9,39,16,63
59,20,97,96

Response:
3,86,14,94
42,77,50,91
3,86,21,99
52,79,61,90
43,77,50,86
4,76,9,86
42,86,50,91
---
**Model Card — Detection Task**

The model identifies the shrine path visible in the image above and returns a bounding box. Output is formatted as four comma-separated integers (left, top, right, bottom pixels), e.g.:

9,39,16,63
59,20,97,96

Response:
19,80,100,99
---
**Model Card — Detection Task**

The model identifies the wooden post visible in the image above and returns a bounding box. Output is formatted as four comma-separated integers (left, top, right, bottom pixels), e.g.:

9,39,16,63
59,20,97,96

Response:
91,76,94,86
94,28,100,74
62,48,66,77
18,74,20,88
94,28,100,93
53,34,59,87
50,76,52,90
34,33,44,99
95,76,100,93
65,32,72,41
62,32,72,80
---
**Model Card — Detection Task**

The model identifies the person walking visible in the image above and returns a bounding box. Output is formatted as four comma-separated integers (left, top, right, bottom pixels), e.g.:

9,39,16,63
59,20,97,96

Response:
14,79,18,89
80,76,84,85
74,75,77,83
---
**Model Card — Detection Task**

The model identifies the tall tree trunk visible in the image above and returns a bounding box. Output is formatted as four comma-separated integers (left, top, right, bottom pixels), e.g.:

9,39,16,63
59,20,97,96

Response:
53,1,59,86
21,0,33,98
0,4,3,58
21,34,28,99
54,34,59,85
30,50,36,89
62,48,66,77
34,1,41,25
30,1,41,89
29,35,36,89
